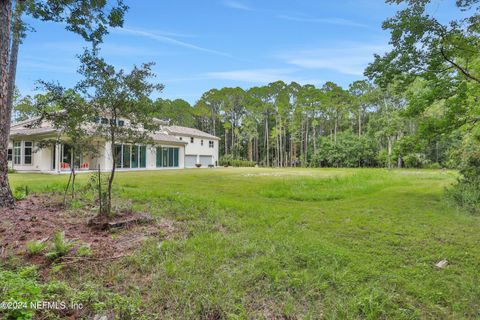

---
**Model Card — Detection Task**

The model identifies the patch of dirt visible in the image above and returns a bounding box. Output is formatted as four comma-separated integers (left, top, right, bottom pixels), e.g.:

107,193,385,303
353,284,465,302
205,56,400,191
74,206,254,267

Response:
0,195,178,267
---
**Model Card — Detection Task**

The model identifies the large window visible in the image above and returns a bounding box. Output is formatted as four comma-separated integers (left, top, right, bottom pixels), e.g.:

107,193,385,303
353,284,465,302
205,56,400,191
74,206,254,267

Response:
13,142,21,165
12,141,32,165
156,147,179,168
115,144,147,169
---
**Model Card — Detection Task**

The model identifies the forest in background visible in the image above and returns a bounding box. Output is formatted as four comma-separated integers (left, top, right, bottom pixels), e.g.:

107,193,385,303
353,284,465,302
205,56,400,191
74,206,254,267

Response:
13,78,465,170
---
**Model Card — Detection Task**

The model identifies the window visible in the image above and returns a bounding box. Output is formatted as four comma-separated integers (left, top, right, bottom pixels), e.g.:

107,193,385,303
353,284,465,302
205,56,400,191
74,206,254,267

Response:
24,142,33,165
118,120,125,127
140,146,146,168
179,137,182,140
190,137,194,143
115,144,147,169
209,141,214,148
101,117,108,124
156,147,179,168
201,140,204,146
13,142,21,165
7,149,12,161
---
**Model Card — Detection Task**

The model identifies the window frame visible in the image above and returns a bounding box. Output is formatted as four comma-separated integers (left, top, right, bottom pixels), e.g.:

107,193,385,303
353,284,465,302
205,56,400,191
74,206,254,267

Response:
24,141,33,165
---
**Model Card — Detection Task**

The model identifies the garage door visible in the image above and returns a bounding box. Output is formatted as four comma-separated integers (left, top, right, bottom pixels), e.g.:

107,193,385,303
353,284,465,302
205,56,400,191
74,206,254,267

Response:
185,155,197,168
199,155,213,167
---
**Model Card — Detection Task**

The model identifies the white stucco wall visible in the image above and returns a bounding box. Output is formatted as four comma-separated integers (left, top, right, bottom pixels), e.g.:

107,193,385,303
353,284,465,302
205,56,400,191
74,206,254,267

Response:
8,140,53,172
177,136,219,166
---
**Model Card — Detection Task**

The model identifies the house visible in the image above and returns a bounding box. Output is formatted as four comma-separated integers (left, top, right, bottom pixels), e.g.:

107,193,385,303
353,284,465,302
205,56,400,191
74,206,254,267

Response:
7,117,220,173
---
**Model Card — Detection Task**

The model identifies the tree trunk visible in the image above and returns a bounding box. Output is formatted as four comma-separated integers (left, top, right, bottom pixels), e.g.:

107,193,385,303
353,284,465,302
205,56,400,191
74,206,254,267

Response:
358,107,362,136
0,0,15,208
248,138,253,162
6,0,21,112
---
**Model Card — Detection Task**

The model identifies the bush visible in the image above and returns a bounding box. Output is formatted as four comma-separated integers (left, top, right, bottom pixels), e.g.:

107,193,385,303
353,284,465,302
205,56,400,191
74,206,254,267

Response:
0,266,43,320
219,156,255,167
13,185,30,201
446,177,480,214
25,241,47,256
45,231,74,260
403,153,429,168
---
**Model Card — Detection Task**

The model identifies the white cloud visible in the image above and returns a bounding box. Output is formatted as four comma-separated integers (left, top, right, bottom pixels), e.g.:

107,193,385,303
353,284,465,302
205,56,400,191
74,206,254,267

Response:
222,0,253,11
114,27,233,58
281,44,390,76
277,14,370,28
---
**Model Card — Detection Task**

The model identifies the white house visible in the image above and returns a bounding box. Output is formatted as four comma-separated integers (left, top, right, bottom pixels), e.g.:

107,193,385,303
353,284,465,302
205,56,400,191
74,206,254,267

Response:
7,117,220,173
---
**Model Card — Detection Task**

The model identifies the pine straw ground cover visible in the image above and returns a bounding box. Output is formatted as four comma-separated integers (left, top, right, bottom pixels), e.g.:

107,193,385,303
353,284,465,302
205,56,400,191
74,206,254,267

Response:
2,168,480,319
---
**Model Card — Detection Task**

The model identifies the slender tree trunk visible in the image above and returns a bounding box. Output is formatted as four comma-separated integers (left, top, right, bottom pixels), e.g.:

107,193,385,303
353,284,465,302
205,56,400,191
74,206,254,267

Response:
248,138,252,162
358,107,362,136
0,0,15,208
265,114,269,167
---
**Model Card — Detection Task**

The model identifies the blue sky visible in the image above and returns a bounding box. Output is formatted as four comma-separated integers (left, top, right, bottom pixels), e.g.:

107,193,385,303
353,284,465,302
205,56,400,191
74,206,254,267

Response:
16,0,456,104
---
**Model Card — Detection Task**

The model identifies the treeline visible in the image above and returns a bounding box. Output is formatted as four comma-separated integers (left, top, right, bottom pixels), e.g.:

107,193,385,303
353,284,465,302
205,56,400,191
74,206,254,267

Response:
13,79,460,169
152,80,459,169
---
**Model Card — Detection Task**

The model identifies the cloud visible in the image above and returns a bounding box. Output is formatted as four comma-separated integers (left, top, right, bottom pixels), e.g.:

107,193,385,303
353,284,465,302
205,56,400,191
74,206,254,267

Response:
222,0,253,11
280,44,390,76
114,27,233,58
277,15,370,28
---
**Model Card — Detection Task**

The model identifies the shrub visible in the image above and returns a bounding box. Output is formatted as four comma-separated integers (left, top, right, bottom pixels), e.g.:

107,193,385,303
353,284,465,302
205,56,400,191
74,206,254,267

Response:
25,241,47,256
446,177,480,214
45,231,74,260
76,244,93,257
219,156,255,167
13,185,30,201
0,266,43,320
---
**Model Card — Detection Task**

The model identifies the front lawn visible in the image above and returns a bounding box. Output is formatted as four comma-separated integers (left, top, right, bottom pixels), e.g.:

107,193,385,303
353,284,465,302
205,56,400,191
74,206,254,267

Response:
5,168,480,319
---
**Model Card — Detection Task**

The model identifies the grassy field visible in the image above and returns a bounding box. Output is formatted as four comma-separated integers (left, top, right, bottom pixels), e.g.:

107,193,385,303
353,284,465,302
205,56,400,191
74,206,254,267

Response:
7,168,480,319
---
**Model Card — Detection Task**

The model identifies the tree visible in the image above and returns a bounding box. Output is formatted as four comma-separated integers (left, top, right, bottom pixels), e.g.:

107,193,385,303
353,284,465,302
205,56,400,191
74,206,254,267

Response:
0,0,128,207
77,49,163,217
29,85,96,204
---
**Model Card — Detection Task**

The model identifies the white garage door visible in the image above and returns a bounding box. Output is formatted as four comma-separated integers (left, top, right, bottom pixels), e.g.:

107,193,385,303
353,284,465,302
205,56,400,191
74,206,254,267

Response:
199,155,213,167
185,155,197,167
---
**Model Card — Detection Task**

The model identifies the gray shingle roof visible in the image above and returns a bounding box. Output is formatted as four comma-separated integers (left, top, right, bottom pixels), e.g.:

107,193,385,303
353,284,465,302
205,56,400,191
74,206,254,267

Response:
166,126,220,140
150,132,187,145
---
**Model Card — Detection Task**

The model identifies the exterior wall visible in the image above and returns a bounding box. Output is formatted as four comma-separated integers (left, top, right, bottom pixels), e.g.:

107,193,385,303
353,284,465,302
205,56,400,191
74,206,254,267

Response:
178,136,219,167
104,142,186,172
8,140,53,172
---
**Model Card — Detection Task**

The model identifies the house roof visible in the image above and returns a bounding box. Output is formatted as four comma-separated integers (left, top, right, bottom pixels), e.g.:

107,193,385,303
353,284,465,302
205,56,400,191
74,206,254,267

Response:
9,119,195,145
165,125,220,140
150,132,187,145
10,127,57,138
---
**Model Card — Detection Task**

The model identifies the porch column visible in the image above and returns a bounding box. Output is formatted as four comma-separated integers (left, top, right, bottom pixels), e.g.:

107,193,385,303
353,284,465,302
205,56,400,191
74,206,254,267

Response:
55,143,61,173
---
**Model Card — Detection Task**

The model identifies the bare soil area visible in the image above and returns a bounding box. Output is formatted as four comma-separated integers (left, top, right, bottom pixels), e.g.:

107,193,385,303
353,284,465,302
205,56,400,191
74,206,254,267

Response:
0,195,175,267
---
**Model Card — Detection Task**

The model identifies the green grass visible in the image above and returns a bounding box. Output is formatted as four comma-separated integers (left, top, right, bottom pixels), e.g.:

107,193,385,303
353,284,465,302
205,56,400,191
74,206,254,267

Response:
7,168,480,319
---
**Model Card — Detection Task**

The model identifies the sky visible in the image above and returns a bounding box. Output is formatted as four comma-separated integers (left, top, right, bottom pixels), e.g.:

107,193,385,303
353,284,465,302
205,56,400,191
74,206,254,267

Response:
16,0,457,104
